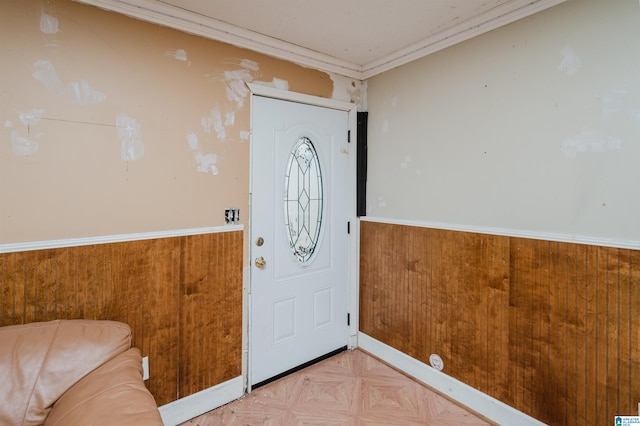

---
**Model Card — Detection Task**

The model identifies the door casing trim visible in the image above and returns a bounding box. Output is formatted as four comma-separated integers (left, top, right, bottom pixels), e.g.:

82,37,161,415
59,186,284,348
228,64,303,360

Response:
245,84,359,393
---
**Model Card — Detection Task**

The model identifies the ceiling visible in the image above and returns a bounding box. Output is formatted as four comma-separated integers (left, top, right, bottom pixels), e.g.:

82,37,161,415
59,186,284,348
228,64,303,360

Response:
79,0,565,79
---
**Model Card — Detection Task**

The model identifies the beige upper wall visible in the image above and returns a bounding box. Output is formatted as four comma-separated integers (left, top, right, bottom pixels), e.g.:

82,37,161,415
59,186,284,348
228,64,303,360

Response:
366,0,640,243
0,0,334,244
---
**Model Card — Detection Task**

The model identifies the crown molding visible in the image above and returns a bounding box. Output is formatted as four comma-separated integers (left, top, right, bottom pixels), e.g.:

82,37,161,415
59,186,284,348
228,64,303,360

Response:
74,0,364,79
75,0,566,80
360,0,567,79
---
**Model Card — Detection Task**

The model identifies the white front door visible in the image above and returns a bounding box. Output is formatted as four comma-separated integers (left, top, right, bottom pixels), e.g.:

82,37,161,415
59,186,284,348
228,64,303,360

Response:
250,94,350,387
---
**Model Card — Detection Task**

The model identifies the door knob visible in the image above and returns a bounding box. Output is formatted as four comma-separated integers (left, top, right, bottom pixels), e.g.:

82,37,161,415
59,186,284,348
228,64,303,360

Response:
255,256,267,269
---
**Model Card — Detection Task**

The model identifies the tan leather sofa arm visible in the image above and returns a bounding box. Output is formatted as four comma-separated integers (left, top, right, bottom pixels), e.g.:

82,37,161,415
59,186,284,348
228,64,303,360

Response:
0,319,132,425
45,348,163,426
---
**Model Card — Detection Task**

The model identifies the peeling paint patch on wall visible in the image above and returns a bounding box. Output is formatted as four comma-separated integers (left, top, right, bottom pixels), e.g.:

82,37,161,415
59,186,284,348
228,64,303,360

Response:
558,45,582,76
7,108,46,156
225,111,235,126
199,58,262,142
166,49,188,62
400,155,412,169
11,131,39,156
254,77,289,91
601,81,628,119
223,69,252,109
116,114,144,161
19,109,45,126
187,132,218,174
240,59,259,71
68,80,106,105
561,128,622,158
40,12,59,34
330,74,367,110
32,60,65,95
201,108,226,140
32,60,106,105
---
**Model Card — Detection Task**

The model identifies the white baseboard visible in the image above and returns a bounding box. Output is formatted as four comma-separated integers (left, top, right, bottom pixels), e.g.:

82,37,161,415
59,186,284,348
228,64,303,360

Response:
357,333,546,426
158,376,243,426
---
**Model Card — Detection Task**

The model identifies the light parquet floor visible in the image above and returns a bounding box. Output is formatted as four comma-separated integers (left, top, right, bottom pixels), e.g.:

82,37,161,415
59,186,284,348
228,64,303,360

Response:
182,349,494,425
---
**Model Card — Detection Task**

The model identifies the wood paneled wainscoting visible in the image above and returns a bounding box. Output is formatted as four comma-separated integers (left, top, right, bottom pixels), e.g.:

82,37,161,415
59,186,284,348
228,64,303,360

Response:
0,230,243,407
359,220,640,426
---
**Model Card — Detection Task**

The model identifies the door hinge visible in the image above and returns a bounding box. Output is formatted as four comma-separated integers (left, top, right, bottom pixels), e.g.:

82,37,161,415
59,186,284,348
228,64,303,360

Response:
347,130,351,143
347,313,351,326
347,221,351,234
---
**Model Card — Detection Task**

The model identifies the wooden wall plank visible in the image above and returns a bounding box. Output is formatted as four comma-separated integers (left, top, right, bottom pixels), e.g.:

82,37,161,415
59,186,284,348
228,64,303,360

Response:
179,232,242,399
360,222,640,426
0,231,242,408
594,246,608,425
605,248,621,423
629,250,640,414
619,248,634,413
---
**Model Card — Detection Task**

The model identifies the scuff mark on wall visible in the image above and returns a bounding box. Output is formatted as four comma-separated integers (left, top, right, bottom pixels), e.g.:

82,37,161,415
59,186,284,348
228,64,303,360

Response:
11,131,39,156
558,45,582,76
223,69,252,109
240,59,259,71
116,113,144,161
254,78,289,91
166,49,188,62
187,131,218,174
68,81,106,105
201,108,225,140
199,59,262,142
32,60,65,95
195,152,218,174
381,119,389,134
187,132,198,150
32,60,105,105
7,109,46,156
239,130,249,140
40,12,59,34
400,155,412,169
561,127,622,158
225,110,235,126
330,73,367,110
19,109,45,126
601,81,628,119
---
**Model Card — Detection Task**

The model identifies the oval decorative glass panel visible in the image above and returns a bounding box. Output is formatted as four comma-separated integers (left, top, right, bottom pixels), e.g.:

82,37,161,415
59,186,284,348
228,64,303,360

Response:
284,136,323,264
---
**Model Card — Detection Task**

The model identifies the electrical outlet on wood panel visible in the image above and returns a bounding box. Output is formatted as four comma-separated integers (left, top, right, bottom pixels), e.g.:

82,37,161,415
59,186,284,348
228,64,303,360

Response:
142,356,149,381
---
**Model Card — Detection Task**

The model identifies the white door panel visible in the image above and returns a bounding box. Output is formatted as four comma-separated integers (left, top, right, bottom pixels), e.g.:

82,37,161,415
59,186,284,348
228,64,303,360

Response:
250,95,349,386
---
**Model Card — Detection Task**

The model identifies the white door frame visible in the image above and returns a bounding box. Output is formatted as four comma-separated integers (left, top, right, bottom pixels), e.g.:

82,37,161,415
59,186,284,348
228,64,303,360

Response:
244,83,359,392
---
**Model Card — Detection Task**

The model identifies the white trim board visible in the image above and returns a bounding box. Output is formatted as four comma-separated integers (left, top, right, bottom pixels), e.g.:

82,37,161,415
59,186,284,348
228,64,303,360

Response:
247,83,357,112
357,333,547,426
0,225,243,254
159,376,243,426
361,216,640,251
74,0,566,80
